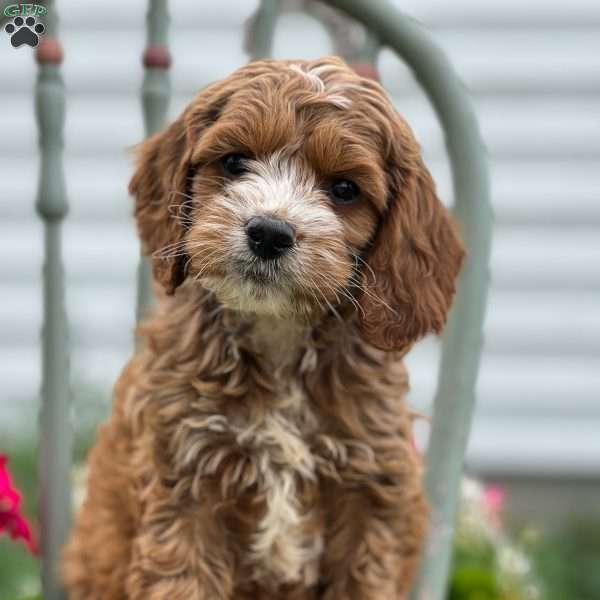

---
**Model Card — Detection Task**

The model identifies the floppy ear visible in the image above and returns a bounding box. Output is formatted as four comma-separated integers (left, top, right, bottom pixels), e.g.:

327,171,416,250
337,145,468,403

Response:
129,117,192,294
359,156,465,352
129,80,233,294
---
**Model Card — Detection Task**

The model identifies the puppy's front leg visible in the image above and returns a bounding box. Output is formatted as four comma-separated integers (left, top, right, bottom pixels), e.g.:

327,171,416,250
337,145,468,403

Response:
62,416,135,600
125,492,234,600
319,472,428,600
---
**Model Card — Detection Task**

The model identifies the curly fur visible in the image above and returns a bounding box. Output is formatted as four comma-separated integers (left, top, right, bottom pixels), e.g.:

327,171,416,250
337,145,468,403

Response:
62,56,464,600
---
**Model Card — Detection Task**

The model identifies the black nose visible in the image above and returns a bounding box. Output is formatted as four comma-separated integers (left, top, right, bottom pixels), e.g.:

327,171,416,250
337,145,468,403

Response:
245,216,295,260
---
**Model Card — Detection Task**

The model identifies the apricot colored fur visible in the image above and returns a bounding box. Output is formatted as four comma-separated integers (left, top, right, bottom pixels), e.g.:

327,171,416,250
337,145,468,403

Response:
63,57,464,600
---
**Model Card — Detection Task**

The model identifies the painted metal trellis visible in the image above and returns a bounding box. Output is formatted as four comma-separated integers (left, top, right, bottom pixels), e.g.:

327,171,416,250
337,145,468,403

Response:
35,1,71,599
245,1,492,598
35,1,490,598
136,0,172,323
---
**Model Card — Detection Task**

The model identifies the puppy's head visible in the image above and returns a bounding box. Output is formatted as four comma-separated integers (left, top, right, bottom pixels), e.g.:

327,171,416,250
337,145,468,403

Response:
130,57,464,352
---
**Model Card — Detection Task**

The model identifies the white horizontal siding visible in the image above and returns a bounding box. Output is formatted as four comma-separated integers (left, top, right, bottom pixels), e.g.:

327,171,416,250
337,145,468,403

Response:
52,0,600,29
4,28,600,96
4,157,600,227
5,95,600,160
0,0,598,477
4,224,599,291
4,285,599,357
467,418,600,476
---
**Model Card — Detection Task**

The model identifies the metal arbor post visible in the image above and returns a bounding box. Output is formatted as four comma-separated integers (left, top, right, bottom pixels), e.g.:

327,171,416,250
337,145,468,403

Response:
317,3,493,597
35,1,71,598
136,0,172,323
249,1,492,598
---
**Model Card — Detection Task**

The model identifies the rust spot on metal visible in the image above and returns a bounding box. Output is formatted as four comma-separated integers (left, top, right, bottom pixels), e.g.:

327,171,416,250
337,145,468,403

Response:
143,44,171,69
35,38,64,64
351,62,380,82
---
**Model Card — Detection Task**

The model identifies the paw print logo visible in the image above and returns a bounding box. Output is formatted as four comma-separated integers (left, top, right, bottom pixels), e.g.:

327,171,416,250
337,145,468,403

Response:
4,16,45,48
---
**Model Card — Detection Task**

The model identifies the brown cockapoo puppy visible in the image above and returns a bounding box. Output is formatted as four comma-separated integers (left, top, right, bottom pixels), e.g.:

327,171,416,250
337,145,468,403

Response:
63,56,464,600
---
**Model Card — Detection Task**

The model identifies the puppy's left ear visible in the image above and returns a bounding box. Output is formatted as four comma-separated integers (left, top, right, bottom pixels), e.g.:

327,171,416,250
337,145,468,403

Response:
359,153,465,352
129,117,192,295
129,78,233,294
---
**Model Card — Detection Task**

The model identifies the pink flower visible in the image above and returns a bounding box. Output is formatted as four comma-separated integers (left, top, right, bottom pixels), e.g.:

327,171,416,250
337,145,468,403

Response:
0,454,38,554
483,484,506,516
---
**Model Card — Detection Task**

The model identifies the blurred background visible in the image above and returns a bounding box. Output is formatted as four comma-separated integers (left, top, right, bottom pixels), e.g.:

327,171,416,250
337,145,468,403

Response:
1,0,599,598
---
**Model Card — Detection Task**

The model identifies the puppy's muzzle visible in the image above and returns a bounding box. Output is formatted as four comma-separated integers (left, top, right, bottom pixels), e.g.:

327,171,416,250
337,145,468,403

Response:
245,216,296,260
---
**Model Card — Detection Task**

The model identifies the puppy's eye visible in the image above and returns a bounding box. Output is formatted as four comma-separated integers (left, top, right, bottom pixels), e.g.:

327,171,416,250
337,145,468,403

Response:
221,153,249,177
330,179,360,205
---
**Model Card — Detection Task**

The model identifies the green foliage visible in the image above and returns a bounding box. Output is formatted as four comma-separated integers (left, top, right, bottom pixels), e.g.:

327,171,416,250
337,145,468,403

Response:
450,539,502,600
532,521,600,600
449,545,527,600
451,566,499,600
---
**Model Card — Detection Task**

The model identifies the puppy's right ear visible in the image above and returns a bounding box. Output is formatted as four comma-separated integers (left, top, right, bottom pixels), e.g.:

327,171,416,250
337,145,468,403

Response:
129,117,192,295
129,80,233,294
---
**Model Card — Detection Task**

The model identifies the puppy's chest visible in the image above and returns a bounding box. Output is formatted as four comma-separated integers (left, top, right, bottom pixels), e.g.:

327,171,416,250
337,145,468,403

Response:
188,383,334,586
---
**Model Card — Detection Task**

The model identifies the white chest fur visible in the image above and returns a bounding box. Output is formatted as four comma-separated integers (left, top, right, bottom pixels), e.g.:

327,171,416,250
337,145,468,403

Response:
192,385,323,586
245,408,323,585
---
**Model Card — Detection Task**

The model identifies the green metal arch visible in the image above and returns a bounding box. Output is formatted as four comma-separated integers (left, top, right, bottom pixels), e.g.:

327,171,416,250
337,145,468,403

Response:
322,3,493,598
251,1,492,597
